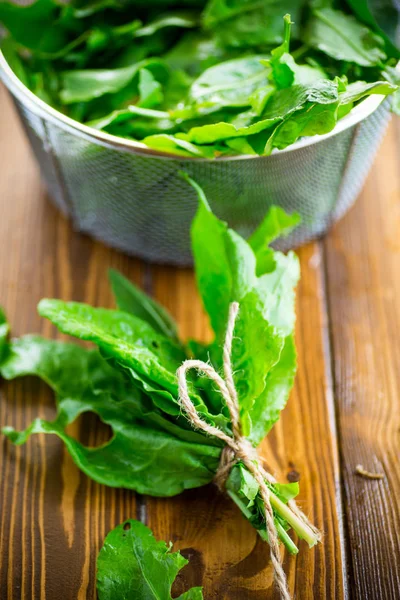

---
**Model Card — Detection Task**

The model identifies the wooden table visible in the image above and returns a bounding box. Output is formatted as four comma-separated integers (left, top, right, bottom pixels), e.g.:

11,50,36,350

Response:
0,84,399,600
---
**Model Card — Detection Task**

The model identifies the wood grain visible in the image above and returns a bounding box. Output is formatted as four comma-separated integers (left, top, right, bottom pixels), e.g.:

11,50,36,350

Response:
324,121,400,600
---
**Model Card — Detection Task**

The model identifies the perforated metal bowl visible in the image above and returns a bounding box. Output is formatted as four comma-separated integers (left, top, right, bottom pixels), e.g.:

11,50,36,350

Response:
0,51,392,265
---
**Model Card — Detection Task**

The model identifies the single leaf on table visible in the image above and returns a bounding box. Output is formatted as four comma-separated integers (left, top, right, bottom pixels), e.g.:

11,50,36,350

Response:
109,268,179,342
97,520,204,600
305,8,387,67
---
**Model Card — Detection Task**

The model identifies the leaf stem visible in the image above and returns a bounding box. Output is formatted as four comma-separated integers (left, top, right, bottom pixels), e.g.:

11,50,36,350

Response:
226,488,253,520
275,522,299,555
268,490,318,548
227,483,318,550
283,14,292,53
227,489,300,554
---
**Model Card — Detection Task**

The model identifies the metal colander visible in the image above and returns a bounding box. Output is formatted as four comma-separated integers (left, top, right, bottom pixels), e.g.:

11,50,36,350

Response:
0,51,392,265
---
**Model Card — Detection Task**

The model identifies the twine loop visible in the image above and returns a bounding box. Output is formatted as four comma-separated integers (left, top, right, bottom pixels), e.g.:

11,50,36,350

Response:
177,302,319,600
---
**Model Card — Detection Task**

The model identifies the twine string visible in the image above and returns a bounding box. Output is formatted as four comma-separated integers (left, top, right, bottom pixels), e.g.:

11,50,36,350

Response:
177,302,321,599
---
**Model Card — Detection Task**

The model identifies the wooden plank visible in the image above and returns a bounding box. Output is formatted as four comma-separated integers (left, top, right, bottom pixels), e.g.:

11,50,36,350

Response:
324,121,400,599
147,245,346,599
0,87,141,600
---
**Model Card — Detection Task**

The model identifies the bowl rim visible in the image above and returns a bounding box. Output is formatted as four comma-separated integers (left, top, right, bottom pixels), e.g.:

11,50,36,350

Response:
0,49,387,162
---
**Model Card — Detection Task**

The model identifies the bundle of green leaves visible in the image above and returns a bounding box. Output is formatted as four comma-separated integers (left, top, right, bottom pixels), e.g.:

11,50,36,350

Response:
0,175,318,554
0,0,399,157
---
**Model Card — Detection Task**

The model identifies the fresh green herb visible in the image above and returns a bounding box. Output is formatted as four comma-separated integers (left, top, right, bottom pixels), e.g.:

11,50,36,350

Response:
1,177,315,552
97,519,204,599
0,0,398,157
